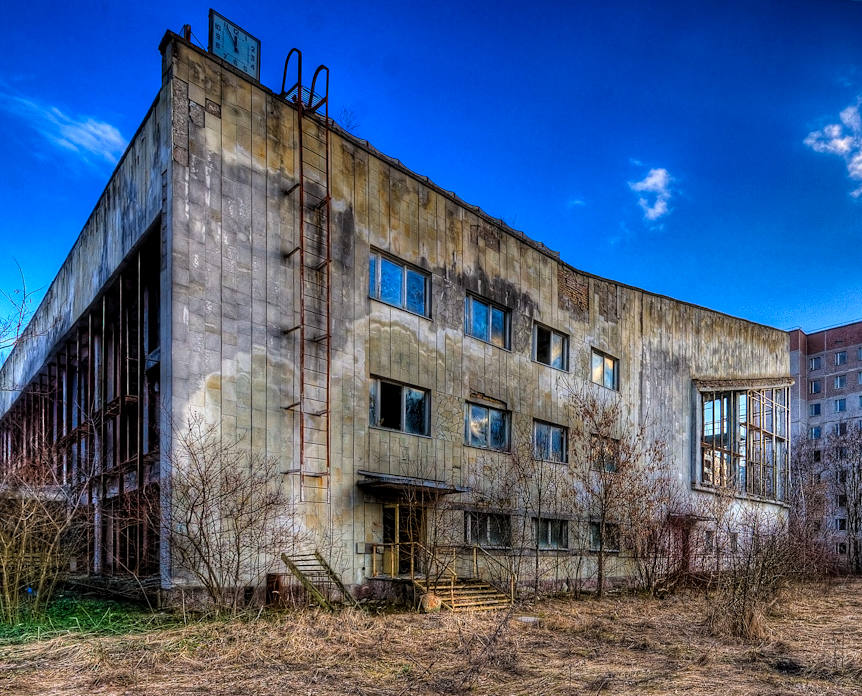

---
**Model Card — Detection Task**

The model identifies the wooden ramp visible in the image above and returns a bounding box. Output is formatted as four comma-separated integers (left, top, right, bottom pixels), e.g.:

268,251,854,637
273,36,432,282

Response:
281,551,360,610
414,577,512,612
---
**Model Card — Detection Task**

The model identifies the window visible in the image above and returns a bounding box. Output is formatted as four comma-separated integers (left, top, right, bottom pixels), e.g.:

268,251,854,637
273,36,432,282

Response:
835,422,848,436
464,295,510,348
813,449,822,463
810,426,821,440
836,398,847,413
809,356,822,370
840,469,848,484
837,542,848,555
465,512,511,547
591,434,620,472
591,349,619,390
589,521,620,552
838,518,848,531
858,347,862,361
369,378,429,435
533,518,568,550
533,324,568,370
729,532,739,553
836,351,847,366
534,420,567,462
838,494,848,508
368,250,429,315
810,403,821,417
858,372,862,386
835,375,847,389
810,380,822,394
465,403,509,451
703,530,715,554
701,388,789,501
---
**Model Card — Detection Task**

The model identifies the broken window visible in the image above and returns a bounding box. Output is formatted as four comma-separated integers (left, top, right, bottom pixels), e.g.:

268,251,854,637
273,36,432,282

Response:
465,295,510,349
465,512,511,547
589,521,620,552
590,349,619,390
591,434,620,472
838,494,847,508
810,403,821,417
534,420,567,463
838,518,848,531
809,356,822,371
533,518,568,549
369,378,429,435
701,387,789,501
368,250,429,316
810,380,822,394
465,403,509,451
534,324,568,370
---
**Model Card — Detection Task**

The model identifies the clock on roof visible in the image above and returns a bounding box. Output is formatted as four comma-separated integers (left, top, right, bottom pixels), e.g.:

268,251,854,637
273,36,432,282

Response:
208,10,260,80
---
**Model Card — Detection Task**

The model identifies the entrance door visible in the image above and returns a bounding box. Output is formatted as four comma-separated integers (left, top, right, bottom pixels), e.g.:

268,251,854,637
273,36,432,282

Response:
382,503,424,576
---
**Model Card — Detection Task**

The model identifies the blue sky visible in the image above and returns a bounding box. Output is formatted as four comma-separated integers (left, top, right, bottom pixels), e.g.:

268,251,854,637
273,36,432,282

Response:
1,0,862,333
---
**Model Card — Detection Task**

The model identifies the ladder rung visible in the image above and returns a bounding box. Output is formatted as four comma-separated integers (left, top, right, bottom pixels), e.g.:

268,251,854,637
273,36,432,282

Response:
311,334,330,343
311,195,330,211
312,259,329,271
283,402,300,411
282,325,301,334
310,409,328,417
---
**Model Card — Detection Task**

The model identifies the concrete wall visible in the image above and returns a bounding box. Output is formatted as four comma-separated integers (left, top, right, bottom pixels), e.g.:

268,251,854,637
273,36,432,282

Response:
163,35,791,589
0,87,171,416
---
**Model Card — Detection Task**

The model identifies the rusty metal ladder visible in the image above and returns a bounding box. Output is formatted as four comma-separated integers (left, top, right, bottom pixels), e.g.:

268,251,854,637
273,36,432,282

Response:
280,49,332,502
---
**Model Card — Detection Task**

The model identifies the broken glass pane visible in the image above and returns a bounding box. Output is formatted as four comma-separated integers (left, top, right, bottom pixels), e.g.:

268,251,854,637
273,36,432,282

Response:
378,381,402,430
535,326,551,364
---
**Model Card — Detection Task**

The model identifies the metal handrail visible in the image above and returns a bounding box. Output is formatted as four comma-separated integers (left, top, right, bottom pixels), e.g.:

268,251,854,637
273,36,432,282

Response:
474,545,516,601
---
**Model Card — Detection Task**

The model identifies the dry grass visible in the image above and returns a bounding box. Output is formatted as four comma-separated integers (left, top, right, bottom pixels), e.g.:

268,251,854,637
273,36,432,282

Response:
2,580,862,695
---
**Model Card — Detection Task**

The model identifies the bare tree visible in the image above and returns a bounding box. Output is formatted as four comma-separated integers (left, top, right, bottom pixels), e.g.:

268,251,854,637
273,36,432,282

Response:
167,415,302,615
788,435,831,576
824,423,862,573
0,262,37,367
564,385,676,597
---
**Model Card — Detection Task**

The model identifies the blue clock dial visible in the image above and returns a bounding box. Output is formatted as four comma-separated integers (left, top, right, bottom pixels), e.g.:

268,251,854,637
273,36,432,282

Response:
208,10,261,80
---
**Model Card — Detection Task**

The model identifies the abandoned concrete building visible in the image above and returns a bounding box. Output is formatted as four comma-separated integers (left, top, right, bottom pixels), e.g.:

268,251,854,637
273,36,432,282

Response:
0,28,794,605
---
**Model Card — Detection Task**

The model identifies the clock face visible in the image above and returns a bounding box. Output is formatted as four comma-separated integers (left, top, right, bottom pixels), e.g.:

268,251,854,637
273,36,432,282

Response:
208,10,260,80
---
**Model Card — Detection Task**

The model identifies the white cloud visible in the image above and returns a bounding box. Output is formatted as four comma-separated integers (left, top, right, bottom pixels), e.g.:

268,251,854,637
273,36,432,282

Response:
0,93,125,165
628,167,673,221
804,101,862,197
567,197,586,208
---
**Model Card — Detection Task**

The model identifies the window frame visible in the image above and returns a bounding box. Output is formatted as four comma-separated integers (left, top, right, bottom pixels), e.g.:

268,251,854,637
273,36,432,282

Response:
588,521,620,552
810,380,822,394
836,351,847,366
590,348,620,391
836,398,847,413
809,356,822,371
835,375,847,389
464,402,511,452
465,511,512,548
532,322,569,371
368,249,431,317
810,426,821,440
533,419,568,463
809,403,821,417
464,294,511,349
533,517,569,550
368,377,431,437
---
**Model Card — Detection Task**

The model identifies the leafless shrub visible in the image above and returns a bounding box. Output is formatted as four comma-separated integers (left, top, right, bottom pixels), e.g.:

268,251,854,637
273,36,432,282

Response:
0,428,88,622
167,414,302,616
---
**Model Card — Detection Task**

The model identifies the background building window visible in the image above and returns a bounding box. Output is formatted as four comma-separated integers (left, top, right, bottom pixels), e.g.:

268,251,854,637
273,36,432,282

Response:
835,422,848,436
836,351,847,366
533,518,568,549
810,403,821,417
810,380,822,394
369,378,429,435
534,324,568,370
836,398,847,413
835,375,847,389
465,512,511,547
368,250,429,315
465,296,510,348
810,426,821,439
701,387,789,501
809,356,822,370
534,420,567,462
465,403,509,451
589,521,620,552
838,518,848,531
591,349,619,390
591,434,620,472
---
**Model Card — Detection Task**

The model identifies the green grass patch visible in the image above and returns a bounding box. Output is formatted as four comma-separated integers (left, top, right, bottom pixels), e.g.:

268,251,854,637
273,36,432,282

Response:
0,595,179,645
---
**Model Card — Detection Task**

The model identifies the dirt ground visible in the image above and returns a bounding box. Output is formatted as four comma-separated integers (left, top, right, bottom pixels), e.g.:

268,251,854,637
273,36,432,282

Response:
1,580,861,695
